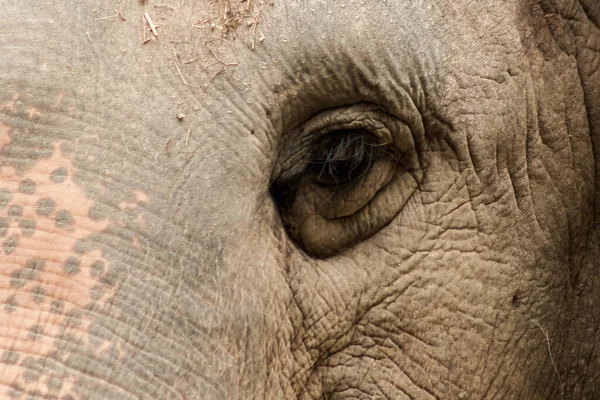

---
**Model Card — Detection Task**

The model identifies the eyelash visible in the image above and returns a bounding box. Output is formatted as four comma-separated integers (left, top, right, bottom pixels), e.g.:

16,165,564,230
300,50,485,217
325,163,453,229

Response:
307,130,394,187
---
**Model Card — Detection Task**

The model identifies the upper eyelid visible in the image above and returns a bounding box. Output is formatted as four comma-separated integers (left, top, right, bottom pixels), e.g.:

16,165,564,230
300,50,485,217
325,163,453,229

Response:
306,118,393,143
272,103,414,185
275,119,393,180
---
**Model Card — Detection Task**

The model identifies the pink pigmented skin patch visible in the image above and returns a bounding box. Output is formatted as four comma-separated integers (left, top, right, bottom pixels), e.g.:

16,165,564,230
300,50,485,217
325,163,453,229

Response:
0,94,18,114
118,201,137,211
134,190,150,203
0,142,117,398
0,121,11,149
25,108,42,120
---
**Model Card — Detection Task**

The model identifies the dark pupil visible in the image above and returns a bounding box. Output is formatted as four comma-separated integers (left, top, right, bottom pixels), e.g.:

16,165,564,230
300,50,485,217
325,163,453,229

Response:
309,130,375,185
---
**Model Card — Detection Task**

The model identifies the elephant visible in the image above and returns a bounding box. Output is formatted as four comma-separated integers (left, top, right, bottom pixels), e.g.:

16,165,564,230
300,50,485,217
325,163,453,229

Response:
1,0,600,398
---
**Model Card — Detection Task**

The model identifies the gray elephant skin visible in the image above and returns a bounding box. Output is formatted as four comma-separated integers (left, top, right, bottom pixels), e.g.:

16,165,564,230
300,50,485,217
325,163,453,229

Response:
1,0,600,399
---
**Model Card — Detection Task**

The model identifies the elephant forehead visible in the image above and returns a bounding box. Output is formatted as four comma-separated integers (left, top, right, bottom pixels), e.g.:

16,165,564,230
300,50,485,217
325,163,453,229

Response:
0,0,533,170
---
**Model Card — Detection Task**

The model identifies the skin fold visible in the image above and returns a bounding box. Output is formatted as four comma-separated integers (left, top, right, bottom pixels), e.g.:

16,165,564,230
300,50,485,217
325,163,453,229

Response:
0,0,599,398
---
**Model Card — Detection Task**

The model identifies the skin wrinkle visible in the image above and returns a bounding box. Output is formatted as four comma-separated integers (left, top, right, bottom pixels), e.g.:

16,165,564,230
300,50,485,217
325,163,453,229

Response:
537,2,600,188
0,0,599,399
362,350,435,400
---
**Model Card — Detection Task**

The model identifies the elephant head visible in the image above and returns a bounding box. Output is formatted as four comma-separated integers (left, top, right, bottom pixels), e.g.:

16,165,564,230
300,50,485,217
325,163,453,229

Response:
1,0,600,398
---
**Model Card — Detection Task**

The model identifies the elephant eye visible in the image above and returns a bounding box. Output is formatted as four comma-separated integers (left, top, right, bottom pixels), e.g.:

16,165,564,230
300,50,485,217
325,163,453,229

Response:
271,103,423,258
308,130,386,187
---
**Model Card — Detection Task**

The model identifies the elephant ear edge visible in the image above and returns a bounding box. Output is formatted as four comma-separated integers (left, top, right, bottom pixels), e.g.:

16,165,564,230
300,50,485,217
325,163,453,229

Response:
580,0,600,28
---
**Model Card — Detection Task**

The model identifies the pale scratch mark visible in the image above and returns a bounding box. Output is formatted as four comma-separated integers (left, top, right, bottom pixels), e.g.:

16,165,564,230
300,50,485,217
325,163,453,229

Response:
54,91,65,107
120,131,128,154
530,318,563,393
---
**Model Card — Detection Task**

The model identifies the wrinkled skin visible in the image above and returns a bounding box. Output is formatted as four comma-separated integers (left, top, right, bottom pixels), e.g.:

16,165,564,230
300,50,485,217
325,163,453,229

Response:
1,0,600,399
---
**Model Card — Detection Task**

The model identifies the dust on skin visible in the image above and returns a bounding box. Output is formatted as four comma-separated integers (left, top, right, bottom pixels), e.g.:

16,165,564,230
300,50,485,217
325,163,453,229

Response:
0,104,146,397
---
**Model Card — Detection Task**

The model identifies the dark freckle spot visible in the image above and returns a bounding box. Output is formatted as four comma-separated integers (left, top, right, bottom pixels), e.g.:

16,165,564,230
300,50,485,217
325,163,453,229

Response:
27,258,46,272
0,218,8,237
31,285,45,303
36,197,55,216
28,324,44,340
50,300,64,314
26,391,45,400
73,239,91,254
7,383,24,399
56,210,74,228
22,356,43,382
1,350,19,365
19,218,36,236
0,188,12,209
512,291,521,309
88,204,108,220
50,167,69,183
85,301,103,313
90,284,104,300
90,260,105,277
10,259,45,288
100,262,127,286
63,395,76,400
104,343,120,361
10,271,27,288
18,179,36,194
63,257,81,275
3,236,19,255
4,295,17,313
8,204,23,217
46,375,63,391
54,333,82,353
65,309,84,328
